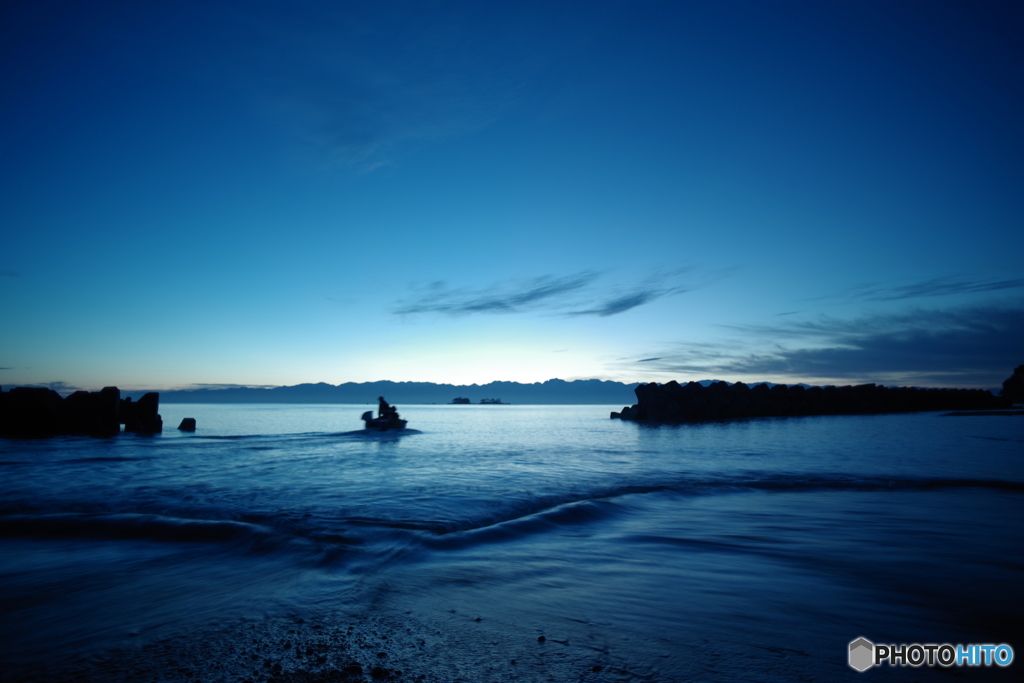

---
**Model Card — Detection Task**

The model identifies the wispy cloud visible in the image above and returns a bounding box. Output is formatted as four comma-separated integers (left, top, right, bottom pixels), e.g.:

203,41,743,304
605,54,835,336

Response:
395,269,696,318
238,4,568,171
272,69,519,172
395,273,599,316
623,302,1024,387
564,280,692,317
813,275,1024,304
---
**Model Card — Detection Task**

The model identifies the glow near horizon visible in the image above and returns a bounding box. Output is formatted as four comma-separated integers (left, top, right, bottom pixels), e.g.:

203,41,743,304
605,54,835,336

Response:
1,1,1022,392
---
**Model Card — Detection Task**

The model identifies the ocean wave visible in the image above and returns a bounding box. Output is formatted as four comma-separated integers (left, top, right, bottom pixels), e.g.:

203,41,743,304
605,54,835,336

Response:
321,429,425,439
190,428,423,439
744,474,1023,494
418,473,1024,544
609,473,1024,498
340,516,450,532
191,434,284,441
0,512,279,545
2,473,1019,560
424,498,620,549
60,456,150,463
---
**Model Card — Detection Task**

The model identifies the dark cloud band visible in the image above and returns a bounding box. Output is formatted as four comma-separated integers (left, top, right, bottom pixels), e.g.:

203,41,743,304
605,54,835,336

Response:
628,303,1024,388
816,275,1024,304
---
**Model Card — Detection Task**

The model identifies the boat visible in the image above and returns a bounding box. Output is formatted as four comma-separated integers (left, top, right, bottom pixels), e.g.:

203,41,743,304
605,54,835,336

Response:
361,410,407,431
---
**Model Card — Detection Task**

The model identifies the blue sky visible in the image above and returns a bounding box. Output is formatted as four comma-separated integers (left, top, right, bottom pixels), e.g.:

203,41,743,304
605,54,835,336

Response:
2,0,1022,391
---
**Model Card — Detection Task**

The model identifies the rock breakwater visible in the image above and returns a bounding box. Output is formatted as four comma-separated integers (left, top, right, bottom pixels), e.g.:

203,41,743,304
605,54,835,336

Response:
1002,365,1024,403
611,380,1012,423
0,386,162,437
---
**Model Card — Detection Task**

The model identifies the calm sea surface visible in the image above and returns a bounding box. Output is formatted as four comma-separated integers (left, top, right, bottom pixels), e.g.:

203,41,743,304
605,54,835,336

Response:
1,404,1021,682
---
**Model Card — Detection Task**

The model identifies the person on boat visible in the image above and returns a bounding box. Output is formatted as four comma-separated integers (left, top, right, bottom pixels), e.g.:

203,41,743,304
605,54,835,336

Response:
378,396,391,419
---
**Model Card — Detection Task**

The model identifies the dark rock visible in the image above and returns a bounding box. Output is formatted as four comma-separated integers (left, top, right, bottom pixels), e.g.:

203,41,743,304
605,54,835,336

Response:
1003,365,1024,403
1,387,64,437
0,386,167,437
60,388,121,437
537,635,546,642
97,386,121,435
370,666,390,679
123,392,163,433
178,417,197,431
613,375,1014,424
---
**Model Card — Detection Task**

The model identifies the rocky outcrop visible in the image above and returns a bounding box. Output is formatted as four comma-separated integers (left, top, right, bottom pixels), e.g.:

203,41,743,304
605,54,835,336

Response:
1002,366,1024,403
611,379,1013,423
177,417,197,431
0,387,65,437
0,386,163,437
61,387,122,436
121,392,163,433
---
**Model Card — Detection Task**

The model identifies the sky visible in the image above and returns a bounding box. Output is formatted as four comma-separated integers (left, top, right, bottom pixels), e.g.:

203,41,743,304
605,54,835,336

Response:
2,0,1022,392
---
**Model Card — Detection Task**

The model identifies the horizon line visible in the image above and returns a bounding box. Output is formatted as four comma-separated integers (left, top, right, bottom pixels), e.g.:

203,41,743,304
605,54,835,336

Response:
5,376,1007,398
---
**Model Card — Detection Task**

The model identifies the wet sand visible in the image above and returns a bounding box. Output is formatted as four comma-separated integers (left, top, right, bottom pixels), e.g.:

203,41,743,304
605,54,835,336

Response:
14,611,650,683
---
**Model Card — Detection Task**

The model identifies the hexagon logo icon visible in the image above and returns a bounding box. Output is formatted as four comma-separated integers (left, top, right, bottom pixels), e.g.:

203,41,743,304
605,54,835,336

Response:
849,637,874,672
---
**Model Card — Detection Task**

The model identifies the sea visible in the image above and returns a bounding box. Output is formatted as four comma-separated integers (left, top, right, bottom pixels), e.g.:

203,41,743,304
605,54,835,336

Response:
0,404,1021,682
